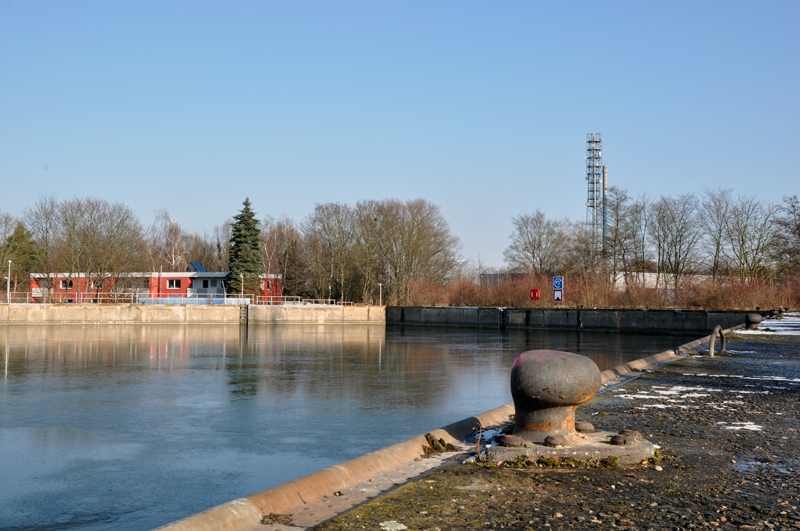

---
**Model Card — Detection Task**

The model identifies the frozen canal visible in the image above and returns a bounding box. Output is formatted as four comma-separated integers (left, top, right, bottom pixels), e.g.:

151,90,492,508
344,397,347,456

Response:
0,324,701,530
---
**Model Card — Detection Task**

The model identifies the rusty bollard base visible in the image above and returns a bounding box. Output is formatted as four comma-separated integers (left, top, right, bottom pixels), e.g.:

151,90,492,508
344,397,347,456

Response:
488,430,656,466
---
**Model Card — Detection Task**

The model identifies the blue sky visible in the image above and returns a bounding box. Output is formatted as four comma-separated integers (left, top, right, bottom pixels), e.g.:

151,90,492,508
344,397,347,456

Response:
1,1,797,266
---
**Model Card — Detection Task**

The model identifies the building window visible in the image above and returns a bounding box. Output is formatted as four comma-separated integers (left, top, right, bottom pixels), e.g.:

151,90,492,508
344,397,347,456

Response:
210,280,217,287
267,279,272,290
167,279,181,289
203,280,209,289
60,279,73,290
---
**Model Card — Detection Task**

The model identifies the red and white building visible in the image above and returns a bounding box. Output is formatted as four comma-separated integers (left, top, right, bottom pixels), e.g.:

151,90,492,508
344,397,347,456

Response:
30,270,282,304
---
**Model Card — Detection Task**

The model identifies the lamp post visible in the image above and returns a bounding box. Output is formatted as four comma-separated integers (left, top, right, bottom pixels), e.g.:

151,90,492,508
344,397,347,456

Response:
6,260,10,304
377,282,382,307
453,259,466,280
240,274,244,296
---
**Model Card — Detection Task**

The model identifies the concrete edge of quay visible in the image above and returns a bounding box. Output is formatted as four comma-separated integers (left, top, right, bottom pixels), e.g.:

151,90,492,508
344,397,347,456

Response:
0,303,386,325
151,323,744,531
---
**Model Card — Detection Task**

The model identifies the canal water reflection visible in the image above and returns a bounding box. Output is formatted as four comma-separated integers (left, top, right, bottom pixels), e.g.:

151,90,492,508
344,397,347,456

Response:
0,324,700,530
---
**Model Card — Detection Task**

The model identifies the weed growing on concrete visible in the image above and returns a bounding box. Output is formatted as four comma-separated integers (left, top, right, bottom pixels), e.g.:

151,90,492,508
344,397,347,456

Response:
422,433,457,457
649,448,675,465
262,513,292,524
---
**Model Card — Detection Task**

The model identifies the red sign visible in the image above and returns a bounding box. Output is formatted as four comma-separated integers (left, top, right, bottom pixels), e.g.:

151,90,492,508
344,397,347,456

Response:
553,289,563,302
530,289,540,301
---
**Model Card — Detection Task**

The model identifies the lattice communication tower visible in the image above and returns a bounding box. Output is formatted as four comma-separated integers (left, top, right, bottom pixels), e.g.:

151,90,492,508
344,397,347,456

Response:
585,133,607,255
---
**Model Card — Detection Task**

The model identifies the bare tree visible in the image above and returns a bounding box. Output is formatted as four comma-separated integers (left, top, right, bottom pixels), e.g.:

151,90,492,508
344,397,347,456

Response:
775,195,800,276
650,194,702,291
352,200,386,302
561,221,595,274
619,193,651,289
23,196,146,298
213,221,232,272
648,198,670,290
260,215,298,276
380,199,460,304
184,232,224,271
301,220,332,299
700,188,733,280
725,195,779,281
63,197,147,295
603,186,629,283
302,203,355,301
148,209,188,272
23,195,61,299
503,210,563,274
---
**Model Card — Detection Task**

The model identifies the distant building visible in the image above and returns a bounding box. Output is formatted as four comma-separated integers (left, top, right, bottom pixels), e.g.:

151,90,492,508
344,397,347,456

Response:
30,263,282,303
611,272,712,291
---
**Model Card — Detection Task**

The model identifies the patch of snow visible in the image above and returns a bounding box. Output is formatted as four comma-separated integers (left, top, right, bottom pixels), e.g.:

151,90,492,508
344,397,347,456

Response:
617,394,665,400
719,422,763,431
736,313,800,336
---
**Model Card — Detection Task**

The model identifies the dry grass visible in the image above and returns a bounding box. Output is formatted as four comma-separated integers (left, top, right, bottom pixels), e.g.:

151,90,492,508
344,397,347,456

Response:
405,273,799,310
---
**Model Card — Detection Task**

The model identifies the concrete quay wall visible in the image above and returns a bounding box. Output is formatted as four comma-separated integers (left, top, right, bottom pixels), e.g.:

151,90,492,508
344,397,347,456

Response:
248,305,384,324
0,303,241,324
387,306,748,334
0,304,385,325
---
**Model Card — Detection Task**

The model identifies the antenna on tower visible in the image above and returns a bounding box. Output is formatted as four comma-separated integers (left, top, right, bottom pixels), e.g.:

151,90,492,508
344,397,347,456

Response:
585,133,604,257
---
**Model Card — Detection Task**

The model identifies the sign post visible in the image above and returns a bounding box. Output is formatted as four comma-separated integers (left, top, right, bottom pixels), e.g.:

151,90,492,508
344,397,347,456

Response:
553,276,564,305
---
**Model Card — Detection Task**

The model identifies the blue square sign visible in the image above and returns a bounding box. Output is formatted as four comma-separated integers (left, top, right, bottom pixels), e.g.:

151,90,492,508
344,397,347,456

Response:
553,276,563,290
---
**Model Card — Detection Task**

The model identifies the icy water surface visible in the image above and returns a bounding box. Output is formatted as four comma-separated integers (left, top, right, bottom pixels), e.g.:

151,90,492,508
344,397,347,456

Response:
0,324,701,530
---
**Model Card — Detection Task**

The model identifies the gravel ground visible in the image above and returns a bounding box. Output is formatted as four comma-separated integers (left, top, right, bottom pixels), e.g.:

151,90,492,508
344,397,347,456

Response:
312,336,800,531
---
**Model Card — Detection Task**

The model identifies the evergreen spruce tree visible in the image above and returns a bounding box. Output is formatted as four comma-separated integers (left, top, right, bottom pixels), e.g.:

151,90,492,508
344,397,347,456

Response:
227,198,263,294
1,224,41,292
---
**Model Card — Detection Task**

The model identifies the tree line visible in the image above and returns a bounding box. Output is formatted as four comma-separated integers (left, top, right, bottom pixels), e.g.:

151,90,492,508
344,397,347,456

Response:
504,189,800,290
1,189,798,307
0,196,459,305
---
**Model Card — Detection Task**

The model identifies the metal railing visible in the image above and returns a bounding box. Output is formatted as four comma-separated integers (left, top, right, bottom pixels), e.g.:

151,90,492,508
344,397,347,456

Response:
138,293,250,305
11,291,144,304
4,291,367,306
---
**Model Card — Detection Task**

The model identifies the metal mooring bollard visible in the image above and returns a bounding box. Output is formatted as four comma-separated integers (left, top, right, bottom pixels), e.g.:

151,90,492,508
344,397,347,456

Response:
487,349,657,465
745,313,763,330
507,350,601,445
708,325,726,357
